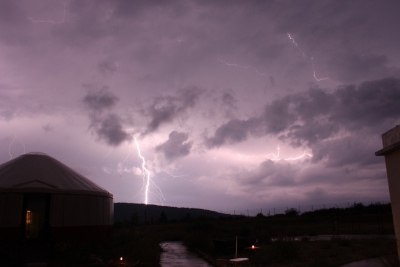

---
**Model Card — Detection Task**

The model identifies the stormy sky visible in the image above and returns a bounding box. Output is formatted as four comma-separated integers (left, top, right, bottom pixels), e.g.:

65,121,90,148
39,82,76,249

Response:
1,0,400,214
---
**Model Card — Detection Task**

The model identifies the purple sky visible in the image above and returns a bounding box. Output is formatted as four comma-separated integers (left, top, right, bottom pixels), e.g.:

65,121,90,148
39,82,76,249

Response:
1,0,400,215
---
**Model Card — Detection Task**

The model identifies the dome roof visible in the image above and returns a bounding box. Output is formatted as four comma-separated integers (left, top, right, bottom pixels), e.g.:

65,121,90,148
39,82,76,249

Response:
0,153,112,197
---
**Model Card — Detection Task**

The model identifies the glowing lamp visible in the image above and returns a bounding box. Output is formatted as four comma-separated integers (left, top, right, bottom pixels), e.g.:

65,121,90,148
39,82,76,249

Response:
120,257,123,261
251,245,255,249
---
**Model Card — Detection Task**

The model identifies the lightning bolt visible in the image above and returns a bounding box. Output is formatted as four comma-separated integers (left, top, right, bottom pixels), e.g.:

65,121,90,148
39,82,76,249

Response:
162,170,186,178
236,146,312,162
28,18,57,24
287,33,306,58
161,170,195,185
311,57,330,81
287,33,331,82
218,55,267,76
134,137,150,205
272,146,280,159
283,151,313,161
8,135,26,159
28,1,67,25
151,181,166,204
133,137,166,205
268,146,313,161
218,56,250,69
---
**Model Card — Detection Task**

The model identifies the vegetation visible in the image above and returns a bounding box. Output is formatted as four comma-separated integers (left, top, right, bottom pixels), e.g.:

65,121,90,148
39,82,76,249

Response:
114,202,228,224
1,202,397,266
167,202,396,267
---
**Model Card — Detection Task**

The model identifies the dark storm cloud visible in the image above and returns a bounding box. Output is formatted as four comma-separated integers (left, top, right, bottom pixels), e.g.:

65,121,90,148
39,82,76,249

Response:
82,85,119,114
0,1,29,45
220,90,238,118
206,77,400,149
49,0,116,47
156,131,192,161
112,0,183,18
0,1,24,24
233,160,298,188
95,113,130,146
98,60,118,77
205,118,260,148
305,187,327,201
241,160,279,186
53,0,187,49
144,87,203,134
249,1,400,85
328,53,389,83
333,78,400,129
0,87,16,120
42,124,53,132
83,87,130,146
309,135,380,167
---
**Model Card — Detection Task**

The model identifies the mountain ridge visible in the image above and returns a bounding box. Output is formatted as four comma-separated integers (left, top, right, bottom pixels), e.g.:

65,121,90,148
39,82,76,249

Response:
114,202,230,224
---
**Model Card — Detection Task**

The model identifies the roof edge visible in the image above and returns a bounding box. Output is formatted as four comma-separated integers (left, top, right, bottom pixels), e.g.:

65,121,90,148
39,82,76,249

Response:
0,188,113,198
375,140,400,156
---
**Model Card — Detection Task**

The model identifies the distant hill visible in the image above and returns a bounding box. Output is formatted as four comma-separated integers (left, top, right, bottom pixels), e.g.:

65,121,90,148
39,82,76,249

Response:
114,203,230,224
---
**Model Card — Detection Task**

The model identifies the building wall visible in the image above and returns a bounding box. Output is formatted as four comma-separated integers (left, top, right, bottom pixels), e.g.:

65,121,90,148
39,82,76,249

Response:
0,193,23,227
383,149,400,258
50,194,113,227
52,225,113,242
0,192,113,242
50,193,114,241
377,125,400,260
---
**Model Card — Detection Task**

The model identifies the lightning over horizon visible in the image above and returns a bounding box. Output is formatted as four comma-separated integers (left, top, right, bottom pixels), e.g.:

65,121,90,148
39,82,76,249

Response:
134,137,151,205
133,137,165,205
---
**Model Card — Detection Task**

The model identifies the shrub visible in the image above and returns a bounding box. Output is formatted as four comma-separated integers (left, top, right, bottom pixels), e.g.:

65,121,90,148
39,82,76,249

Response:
285,208,299,217
271,240,300,262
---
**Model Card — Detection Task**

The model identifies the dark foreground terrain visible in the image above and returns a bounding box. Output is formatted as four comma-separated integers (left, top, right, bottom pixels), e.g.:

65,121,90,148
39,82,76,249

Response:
0,202,398,266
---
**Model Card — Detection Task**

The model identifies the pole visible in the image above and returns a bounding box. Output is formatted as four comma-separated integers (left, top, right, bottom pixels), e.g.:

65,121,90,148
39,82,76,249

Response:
235,236,238,259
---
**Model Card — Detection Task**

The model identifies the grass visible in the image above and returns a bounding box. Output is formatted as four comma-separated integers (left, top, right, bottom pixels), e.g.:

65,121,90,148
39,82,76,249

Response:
247,238,397,267
174,215,397,267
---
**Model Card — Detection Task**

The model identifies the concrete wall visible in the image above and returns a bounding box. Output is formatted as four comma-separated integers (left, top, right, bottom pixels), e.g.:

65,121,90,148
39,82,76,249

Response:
376,125,400,260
